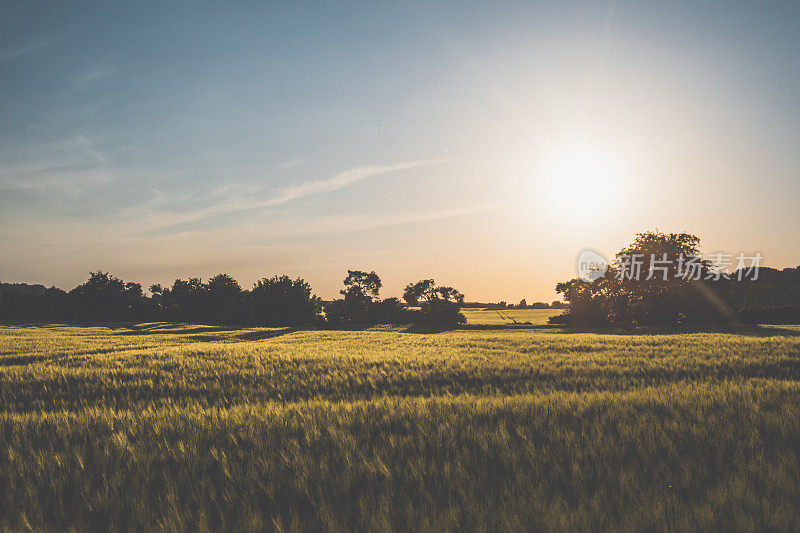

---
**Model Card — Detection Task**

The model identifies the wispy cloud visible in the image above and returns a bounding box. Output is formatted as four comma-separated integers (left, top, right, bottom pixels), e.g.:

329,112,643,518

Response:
274,158,306,170
143,203,496,242
247,204,497,240
0,39,51,62
74,66,116,90
141,158,450,231
259,159,444,207
64,136,108,164
0,136,113,196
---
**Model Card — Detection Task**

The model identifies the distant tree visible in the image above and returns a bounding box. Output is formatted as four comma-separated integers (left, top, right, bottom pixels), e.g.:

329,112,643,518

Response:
791,285,800,305
149,283,167,316
341,270,382,305
403,279,465,325
0,283,47,320
435,286,465,304
402,279,436,306
518,299,527,309
69,271,146,321
205,274,245,324
420,299,466,325
39,286,70,320
373,297,415,324
403,279,464,306
251,275,321,326
724,266,800,324
165,277,206,322
330,270,383,324
322,299,352,327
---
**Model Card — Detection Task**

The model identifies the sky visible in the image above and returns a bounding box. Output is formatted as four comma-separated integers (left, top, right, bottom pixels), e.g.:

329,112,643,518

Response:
2,1,800,302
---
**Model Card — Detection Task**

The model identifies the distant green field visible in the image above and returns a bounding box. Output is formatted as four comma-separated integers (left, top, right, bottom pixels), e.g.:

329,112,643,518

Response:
1,323,799,530
461,307,563,325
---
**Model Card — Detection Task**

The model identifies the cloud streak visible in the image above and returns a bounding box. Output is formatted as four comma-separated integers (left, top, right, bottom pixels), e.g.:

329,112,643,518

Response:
74,66,116,90
143,203,497,243
247,203,498,240
0,39,51,62
0,136,113,196
143,158,449,231
259,160,444,207
274,158,306,170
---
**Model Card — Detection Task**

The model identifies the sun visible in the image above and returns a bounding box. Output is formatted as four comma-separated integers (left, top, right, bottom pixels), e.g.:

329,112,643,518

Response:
541,147,624,219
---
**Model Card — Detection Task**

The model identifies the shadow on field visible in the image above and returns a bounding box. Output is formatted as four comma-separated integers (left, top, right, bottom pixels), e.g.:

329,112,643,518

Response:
459,324,561,331
0,320,203,331
116,324,296,342
734,325,800,337
0,354,54,366
403,322,800,337
0,321,297,343
120,323,241,335
0,321,112,329
398,323,559,334
233,329,295,341
4,320,798,339
554,324,800,338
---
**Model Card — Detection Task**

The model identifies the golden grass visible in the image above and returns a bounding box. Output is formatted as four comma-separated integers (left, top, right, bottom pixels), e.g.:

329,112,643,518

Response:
1,323,799,530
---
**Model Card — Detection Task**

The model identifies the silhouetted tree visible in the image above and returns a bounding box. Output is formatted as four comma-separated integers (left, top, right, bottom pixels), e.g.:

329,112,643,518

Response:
791,285,800,305
403,279,465,325
149,284,167,317
341,270,381,306
552,231,734,327
328,270,383,324
69,271,146,321
325,270,422,326
251,275,321,326
163,277,206,322
39,286,70,320
0,283,54,320
402,279,436,306
725,266,800,323
205,274,245,324
373,297,415,324
8,250,792,326
322,299,352,326
403,279,463,306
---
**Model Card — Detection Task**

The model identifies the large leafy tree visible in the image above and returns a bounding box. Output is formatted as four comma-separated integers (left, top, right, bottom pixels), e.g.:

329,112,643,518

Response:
205,273,245,324
402,279,436,306
251,275,321,327
69,271,146,321
332,270,383,323
554,231,734,327
164,277,206,322
403,279,464,306
341,270,382,304
403,279,465,325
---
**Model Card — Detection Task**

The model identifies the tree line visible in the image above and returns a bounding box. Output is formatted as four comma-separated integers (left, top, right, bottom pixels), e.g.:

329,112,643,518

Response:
0,270,467,327
462,300,569,310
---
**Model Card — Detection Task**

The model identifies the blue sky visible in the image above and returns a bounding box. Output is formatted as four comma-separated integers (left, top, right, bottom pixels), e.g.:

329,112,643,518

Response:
2,1,800,300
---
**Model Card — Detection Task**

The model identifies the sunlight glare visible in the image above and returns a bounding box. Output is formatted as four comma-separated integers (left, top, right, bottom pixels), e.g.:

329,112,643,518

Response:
541,147,625,220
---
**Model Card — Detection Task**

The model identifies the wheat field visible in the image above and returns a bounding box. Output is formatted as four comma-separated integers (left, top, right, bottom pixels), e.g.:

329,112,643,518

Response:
1,323,799,530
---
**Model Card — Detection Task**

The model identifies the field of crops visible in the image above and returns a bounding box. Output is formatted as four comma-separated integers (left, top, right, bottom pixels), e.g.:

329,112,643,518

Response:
461,308,561,325
1,322,800,530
